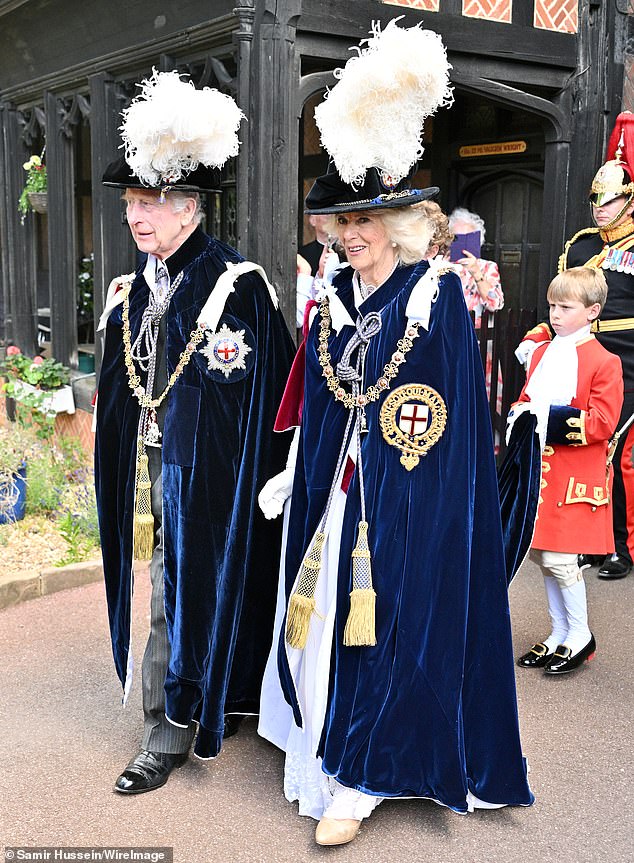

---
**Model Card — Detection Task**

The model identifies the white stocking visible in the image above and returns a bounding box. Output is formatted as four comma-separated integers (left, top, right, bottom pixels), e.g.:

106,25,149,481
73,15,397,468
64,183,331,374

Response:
543,575,568,651
560,580,591,654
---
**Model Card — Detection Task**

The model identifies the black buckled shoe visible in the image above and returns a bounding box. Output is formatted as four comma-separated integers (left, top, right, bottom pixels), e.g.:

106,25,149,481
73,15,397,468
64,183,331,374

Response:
544,634,597,675
114,749,188,794
598,554,631,579
517,642,553,668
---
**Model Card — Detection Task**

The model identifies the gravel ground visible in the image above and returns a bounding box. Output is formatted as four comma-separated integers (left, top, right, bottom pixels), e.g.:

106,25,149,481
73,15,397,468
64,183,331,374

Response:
0,514,80,574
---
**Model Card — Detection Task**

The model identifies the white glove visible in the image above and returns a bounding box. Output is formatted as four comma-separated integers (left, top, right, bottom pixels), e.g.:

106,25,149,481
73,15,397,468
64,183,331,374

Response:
296,273,315,328
258,468,295,519
258,428,300,519
322,251,341,282
514,339,539,369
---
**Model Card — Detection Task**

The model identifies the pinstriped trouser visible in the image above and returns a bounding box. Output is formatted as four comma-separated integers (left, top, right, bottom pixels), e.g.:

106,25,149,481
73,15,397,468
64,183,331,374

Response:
140,447,197,754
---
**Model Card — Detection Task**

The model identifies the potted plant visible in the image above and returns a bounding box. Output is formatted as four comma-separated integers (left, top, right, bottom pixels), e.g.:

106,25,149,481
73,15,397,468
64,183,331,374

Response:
1,346,74,434
18,153,47,223
0,424,30,524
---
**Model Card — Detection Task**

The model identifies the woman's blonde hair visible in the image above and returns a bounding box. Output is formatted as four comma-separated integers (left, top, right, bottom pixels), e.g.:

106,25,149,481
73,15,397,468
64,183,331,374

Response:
547,267,608,311
324,204,435,265
415,201,453,256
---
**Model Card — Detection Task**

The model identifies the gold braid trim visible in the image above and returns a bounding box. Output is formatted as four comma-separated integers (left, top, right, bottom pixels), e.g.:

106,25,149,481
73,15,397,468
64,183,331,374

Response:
558,227,600,273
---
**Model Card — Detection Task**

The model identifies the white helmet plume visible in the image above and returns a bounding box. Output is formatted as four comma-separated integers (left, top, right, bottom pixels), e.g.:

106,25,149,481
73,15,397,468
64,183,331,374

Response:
120,69,245,187
314,19,453,187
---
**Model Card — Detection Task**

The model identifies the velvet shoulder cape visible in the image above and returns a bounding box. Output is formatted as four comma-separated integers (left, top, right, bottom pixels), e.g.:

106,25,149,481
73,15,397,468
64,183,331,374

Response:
277,262,533,810
95,228,295,758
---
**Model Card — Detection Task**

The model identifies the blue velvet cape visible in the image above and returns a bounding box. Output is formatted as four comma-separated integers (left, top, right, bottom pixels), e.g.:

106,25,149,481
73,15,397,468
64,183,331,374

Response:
95,228,295,758
278,262,533,810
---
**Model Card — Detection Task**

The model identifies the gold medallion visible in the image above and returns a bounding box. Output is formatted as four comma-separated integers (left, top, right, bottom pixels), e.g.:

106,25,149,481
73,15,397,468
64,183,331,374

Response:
379,384,447,470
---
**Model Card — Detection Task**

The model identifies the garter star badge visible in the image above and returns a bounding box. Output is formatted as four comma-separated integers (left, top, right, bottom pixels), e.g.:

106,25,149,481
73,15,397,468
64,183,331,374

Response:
199,323,252,379
379,383,447,470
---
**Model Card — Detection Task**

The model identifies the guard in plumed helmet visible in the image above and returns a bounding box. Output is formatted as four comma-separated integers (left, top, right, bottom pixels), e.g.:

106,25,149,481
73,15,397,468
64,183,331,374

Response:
94,70,295,793
519,112,634,579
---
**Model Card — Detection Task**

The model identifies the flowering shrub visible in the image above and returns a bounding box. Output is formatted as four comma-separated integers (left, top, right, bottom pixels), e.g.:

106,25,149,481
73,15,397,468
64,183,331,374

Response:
77,254,94,322
18,154,47,222
2,346,69,390
2,346,71,438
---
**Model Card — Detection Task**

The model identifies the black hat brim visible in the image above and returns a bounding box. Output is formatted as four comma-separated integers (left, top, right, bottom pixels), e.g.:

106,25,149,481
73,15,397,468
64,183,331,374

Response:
305,165,439,214
102,156,222,193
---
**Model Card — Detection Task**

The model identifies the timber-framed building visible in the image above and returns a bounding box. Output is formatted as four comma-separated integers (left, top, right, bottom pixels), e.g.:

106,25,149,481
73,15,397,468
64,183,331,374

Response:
0,0,632,427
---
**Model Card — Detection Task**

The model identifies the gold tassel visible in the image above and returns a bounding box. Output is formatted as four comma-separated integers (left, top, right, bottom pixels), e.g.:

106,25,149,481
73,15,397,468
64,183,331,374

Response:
133,438,155,561
286,531,326,649
286,593,317,650
343,588,377,647
343,521,377,646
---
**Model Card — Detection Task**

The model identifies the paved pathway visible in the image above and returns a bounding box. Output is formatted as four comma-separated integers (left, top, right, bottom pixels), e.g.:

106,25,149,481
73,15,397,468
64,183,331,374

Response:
1,560,632,863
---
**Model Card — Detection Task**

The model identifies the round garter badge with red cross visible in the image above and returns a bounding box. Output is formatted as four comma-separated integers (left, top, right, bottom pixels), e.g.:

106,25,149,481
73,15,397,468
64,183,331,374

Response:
379,383,447,470
200,322,252,379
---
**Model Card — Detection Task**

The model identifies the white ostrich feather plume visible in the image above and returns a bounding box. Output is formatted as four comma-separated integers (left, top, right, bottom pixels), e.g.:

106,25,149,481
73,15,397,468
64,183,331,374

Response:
314,19,453,186
120,70,245,186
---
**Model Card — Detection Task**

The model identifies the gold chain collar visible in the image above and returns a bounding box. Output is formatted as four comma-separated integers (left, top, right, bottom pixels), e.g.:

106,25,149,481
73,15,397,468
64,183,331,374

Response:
317,296,420,410
121,289,206,409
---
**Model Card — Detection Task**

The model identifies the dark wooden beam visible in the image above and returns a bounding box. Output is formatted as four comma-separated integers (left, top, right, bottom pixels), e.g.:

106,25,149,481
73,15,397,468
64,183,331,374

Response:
0,102,38,354
298,2,577,69
89,72,135,373
45,90,77,368
246,0,302,329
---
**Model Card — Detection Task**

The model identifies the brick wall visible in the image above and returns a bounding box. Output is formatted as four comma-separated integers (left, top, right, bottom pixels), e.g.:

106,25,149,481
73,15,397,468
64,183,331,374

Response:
382,0,579,32
1,399,95,458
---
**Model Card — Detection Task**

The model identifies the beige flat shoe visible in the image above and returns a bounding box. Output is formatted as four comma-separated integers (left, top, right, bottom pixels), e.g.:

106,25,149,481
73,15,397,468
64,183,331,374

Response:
315,817,361,846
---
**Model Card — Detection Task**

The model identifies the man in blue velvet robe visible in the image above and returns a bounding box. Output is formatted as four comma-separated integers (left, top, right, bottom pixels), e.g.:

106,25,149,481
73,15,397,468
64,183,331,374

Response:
95,124,294,791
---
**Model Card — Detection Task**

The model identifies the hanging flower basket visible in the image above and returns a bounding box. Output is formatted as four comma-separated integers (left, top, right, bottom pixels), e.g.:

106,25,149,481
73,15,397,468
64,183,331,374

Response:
18,154,47,223
27,191,48,214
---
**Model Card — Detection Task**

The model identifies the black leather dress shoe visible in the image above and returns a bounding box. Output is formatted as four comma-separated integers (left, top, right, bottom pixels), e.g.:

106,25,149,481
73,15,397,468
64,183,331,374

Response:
517,642,553,668
114,749,188,794
544,634,597,675
578,554,602,568
223,715,244,739
598,553,631,579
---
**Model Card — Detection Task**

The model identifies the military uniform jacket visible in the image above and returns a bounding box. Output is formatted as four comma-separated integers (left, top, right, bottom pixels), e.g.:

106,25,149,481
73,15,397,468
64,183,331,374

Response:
516,336,623,554
566,228,634,390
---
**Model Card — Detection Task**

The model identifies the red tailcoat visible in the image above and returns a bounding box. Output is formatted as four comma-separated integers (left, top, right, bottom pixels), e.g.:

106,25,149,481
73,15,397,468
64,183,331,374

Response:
516,336,623,553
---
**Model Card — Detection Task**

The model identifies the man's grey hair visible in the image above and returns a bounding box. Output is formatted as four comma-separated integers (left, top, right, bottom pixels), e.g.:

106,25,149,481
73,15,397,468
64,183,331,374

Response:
169,191,204,225
448,207,486,241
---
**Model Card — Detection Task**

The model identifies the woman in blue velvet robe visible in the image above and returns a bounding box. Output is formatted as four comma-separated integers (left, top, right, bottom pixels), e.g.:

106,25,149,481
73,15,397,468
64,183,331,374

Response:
258,173,533,845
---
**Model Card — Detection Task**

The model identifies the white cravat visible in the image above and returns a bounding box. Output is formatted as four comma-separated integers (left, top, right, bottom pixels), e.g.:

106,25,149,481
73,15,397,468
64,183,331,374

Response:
520,324,590,447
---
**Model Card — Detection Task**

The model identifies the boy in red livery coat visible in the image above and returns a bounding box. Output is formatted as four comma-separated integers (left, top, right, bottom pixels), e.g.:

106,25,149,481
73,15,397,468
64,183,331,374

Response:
510,267,623,674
